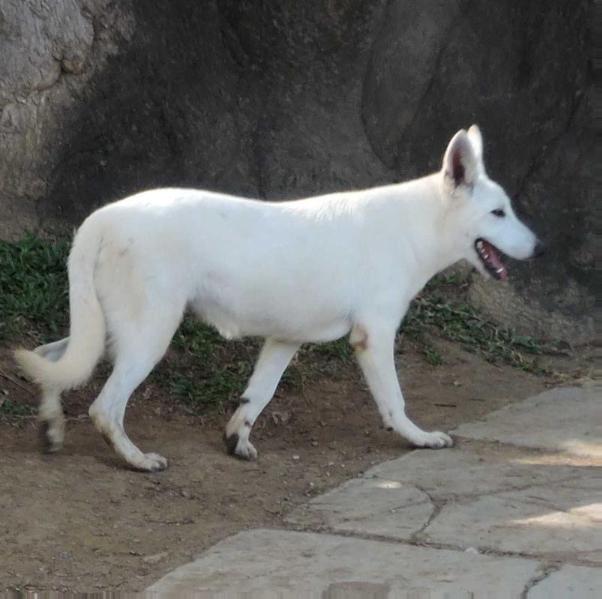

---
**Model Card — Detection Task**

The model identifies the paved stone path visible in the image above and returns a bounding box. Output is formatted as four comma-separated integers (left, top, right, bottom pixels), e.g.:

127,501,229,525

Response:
147,383,601,597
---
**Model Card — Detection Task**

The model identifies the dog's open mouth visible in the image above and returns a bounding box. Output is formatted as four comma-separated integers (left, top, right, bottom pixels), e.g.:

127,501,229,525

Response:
474,238,508,281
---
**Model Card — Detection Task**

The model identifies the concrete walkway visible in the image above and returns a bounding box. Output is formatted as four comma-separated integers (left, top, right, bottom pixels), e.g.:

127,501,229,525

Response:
147,383,601,597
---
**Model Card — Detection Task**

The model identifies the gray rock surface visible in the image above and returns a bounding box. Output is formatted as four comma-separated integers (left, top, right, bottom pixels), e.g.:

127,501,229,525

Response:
528,565,602,599
287,386,602,563
0,0,594,340
0,0,133,236
288,446,602,563
454,385,602,456
425,484,602,564
146,529,539,597
147,385,601,596
287,476,434,538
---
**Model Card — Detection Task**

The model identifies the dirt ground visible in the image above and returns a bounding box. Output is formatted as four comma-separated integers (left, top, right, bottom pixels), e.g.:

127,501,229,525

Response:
0,339,588,593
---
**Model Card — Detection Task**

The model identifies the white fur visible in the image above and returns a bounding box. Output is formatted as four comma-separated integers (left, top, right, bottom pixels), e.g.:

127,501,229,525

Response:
15,126,539,471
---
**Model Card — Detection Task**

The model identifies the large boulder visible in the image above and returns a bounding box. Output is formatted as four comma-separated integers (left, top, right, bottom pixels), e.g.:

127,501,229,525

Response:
0,0,134,234
361,0,594,342
0,0,594,342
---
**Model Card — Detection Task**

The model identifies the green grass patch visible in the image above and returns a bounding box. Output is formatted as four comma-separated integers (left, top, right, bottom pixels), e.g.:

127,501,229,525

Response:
404,291,549,373
420,343,444,366
154,319,259,409
0,234,70,342
0,397,34,417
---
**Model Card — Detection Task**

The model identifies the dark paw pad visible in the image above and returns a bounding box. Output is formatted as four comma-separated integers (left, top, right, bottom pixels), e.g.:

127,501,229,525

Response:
223,432,239,455
39,421,51,452
39,421,61,453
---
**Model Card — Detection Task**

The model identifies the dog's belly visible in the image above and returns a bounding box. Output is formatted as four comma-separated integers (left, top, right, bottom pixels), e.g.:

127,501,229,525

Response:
191,283,353,343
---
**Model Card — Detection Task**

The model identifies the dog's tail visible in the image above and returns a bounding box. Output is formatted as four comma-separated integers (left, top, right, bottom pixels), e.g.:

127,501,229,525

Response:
15,217,106,391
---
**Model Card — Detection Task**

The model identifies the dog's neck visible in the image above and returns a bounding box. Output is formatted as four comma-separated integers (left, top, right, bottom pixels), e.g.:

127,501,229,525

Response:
368,174,466,294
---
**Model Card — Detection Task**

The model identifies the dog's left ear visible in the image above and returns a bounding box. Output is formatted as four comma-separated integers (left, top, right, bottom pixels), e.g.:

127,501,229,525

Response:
442,129,478,189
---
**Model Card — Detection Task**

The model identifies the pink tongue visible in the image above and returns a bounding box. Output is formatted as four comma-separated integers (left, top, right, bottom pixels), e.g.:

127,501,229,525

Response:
483,240,508,280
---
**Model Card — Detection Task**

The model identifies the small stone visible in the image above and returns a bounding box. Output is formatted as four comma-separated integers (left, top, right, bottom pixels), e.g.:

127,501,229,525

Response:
143,551,169,564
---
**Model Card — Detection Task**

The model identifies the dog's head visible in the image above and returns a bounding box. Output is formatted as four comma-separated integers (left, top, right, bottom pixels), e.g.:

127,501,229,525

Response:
440,125,542,280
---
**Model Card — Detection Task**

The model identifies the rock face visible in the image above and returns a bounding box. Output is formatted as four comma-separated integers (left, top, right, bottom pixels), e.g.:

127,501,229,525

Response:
0,0,134,234
0,0,594,342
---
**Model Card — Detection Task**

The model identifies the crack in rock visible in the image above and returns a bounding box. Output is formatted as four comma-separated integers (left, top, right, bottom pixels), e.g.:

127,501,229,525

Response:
520,563,562,599
409,484,444,543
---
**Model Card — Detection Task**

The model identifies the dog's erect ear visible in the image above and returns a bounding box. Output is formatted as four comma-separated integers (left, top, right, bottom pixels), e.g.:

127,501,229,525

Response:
467,124,483,161
442,129,478,188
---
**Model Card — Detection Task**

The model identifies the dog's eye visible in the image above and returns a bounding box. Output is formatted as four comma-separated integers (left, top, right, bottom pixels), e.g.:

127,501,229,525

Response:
491,209,505,217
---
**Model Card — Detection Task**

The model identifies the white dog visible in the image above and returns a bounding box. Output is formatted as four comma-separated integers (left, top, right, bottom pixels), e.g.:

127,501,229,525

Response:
15,126,541,471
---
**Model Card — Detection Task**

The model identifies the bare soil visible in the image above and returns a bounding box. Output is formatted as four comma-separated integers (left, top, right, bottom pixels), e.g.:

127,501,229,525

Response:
0,340,584,593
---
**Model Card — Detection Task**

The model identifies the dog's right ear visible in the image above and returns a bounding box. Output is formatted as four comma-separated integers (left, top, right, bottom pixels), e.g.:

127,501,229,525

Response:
442,129,478,189
467,124,483,161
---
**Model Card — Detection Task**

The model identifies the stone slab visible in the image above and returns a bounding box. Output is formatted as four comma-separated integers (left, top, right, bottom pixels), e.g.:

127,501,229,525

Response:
363,445,587,500
453,385,602,456
424,485,602,564
146,529,539,598
288,446,602,562
528,564,602,598
287,474,434,538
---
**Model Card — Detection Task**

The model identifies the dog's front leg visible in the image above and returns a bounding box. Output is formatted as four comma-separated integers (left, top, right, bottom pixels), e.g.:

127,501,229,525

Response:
352,323,453,449
225,338,300,460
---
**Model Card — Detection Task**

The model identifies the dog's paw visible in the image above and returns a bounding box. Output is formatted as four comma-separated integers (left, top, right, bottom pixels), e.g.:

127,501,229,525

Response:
135,452,169,472
413,430,453,449
39,419,64,453
224,432,258,461
235,440,258,461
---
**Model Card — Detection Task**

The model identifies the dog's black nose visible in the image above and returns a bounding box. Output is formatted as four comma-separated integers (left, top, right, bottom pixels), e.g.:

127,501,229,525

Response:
533,240,545,258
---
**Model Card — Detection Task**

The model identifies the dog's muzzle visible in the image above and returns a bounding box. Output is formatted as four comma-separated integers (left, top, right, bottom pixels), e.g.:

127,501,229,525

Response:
474,238,507,280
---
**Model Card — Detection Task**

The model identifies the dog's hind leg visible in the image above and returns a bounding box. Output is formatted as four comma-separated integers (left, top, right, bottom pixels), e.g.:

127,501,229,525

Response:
353,322,453,449
32,338,70,451
89,358,168,471
88,312,182,471
225,338,299,460
38,386,65,452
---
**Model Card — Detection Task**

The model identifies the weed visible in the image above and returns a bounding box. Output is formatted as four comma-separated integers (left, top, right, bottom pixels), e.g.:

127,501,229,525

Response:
153,318,259,410
421,343,444,366
303,338,353,362
0,234,70,342
0,397,34,417
403,292,549,373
